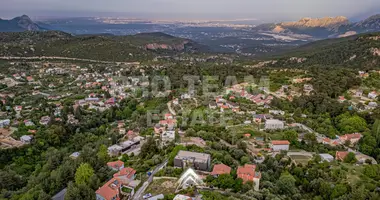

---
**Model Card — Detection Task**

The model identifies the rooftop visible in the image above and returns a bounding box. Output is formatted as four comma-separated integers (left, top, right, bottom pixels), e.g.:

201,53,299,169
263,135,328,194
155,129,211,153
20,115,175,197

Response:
271,140,290,145
175,150,210,163
211,163,231,175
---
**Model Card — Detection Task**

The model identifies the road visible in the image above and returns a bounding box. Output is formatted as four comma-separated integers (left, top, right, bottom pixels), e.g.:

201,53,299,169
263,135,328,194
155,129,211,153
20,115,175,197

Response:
0,56,139,65
167,102,176,116
132,159,168,200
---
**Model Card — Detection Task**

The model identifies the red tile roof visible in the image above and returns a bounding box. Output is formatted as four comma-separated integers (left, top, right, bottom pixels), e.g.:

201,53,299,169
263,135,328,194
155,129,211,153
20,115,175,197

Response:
211,164,231,176
335,151,349,161
237,164,257,182
96,178,121,200
107,161,124,170
323,138,331,143
113,167,136,179
340,133,361,140
271,140,290,145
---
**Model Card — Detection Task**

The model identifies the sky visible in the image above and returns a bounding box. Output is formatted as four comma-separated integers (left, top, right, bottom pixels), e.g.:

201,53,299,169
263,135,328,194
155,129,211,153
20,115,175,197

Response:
1,0,380,21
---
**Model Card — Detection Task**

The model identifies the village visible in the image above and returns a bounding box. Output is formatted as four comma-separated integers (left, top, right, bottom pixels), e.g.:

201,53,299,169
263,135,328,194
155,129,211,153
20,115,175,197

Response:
0,60,379,200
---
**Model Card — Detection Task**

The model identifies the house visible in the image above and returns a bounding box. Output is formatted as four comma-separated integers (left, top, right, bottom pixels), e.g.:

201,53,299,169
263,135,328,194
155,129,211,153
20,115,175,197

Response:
339,133,362,145
270,140,290,151
24,120,35,127
14,106,22,112
108,145,123,157
39,116,51,126
148,194,165,200
338,96,346,103
164,113,173,120
113,167,136,183
0,119,10,128
335,151,349,161
96,178,122,200
304,84,314,93
154,124,165,134
355,153,378,165
368,91,378,99
173,194,192,200
209,102,217,109
368,102,378,108
174,151,211,171
265,119,285,130
52,188,67,200
322,138,331,145
107,160,125,171
20,135,33,144
269,110,285,115
161,130,175,145
319,154,334,162
211,164,231,177
173,98,179,105
355,90,363,97
70,152,80,159
237,164,261,191
119,128,126,135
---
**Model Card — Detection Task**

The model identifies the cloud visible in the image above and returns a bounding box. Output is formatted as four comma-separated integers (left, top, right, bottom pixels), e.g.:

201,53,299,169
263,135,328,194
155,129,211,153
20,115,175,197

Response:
1,0,379,20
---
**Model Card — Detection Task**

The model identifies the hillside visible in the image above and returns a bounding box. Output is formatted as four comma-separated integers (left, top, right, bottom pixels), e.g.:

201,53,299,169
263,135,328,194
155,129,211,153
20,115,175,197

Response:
256,14,380,39
0,31,209,61
263,32,380,69
0,15,42,32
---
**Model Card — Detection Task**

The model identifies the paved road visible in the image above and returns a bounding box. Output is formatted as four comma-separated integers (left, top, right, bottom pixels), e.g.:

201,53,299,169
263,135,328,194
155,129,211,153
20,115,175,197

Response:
132,159,168,200
0,56,139,65
167,102,176,116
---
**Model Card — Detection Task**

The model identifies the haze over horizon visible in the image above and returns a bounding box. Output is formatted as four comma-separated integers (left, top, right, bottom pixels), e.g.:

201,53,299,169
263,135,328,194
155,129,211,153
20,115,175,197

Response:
1,0,380,22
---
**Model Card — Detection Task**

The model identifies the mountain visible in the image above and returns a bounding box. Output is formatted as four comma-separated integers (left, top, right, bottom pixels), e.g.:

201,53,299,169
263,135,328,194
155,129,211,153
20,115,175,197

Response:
257,14,380,39
0,31,210,61
0,15,43,32
261,32,380,69
281,16,349,30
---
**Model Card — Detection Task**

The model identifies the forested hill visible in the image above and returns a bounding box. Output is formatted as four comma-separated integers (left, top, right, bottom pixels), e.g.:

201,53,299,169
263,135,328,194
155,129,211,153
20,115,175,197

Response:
263,32,380,69
0,31,210,62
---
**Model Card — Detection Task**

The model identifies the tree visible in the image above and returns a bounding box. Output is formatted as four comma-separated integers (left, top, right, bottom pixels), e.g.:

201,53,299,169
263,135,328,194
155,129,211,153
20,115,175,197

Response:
343,152,357,164
74,163,94,185
331,184,347,199
337,114,368,133
97,144,110,164
304,132,317,144
276,173,297,195
241,156,250,165
140,137,159,159
283,130,298,144
372,119,380,144
214,174,235,189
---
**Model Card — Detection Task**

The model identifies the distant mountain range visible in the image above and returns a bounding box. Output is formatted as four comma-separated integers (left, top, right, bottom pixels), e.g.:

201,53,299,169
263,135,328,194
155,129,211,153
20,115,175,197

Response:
1,14,380,57
0,15,43,32
255,14,380,38
0,31,209,61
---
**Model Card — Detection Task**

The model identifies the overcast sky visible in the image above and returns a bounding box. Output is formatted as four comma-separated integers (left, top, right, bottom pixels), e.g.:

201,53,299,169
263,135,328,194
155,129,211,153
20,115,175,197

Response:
1,0,379,21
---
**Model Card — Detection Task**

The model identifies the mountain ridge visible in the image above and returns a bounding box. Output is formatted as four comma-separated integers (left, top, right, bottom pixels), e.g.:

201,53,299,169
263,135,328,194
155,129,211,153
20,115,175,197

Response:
0,15,42,32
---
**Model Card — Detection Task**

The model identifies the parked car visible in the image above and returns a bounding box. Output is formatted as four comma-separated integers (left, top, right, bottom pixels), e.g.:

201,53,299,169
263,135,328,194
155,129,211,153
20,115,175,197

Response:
143,193,152,199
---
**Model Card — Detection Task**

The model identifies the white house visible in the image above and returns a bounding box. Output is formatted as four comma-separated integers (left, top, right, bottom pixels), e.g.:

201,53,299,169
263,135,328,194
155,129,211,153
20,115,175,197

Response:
319,153,334,162
368,91,378,99
107,145,123,157
161,131,175,145
20,135,33,144
265,119,285,130
269,110,285,115
270,140,290,151
0,119,10,128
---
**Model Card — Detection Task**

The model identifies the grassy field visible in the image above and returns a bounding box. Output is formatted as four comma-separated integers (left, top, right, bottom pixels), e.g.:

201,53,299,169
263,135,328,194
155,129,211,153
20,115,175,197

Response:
289,154,313,165
145,178,178,196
